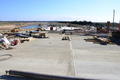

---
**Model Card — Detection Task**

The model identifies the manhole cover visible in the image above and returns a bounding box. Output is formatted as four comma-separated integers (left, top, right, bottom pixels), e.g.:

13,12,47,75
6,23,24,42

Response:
0,54,12,61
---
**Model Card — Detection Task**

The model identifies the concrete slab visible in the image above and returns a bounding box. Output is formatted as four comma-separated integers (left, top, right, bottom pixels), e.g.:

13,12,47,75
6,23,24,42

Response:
71,35,120,80
0,33,120,80
0,33,75,80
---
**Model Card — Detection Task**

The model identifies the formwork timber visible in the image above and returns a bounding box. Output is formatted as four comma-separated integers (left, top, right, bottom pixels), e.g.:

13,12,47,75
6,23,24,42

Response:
0,33,120,80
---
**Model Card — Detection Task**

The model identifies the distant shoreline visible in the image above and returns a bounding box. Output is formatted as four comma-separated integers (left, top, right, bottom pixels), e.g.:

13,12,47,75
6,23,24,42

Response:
0,23,39,33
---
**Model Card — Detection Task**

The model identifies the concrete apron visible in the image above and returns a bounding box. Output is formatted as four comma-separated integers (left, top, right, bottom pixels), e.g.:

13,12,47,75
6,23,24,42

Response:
0,34,120,80
0,33,75,80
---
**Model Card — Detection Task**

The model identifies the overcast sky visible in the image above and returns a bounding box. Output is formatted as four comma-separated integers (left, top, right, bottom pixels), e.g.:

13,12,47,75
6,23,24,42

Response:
0,0,120,22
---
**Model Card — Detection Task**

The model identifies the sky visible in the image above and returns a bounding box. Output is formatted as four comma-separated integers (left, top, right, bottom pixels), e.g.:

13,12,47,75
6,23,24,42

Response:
0,0,120,22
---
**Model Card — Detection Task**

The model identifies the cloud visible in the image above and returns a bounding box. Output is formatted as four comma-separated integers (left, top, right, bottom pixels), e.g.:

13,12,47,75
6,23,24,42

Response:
33,15,83,21
14,14,118,22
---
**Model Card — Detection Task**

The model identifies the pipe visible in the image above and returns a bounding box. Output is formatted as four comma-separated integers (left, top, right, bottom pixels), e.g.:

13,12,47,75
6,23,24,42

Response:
6,70,93,80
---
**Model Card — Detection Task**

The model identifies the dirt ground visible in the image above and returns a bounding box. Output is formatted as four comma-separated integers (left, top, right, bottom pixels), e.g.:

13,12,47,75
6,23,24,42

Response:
0,22,39,33
0,25,15,29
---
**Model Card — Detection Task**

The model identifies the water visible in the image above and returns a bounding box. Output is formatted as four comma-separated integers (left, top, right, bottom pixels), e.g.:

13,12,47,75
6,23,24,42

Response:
22,25,48,29
22,25,38,29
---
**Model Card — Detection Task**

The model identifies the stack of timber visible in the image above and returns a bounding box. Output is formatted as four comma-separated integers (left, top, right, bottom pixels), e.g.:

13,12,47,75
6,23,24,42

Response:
93,36,110,44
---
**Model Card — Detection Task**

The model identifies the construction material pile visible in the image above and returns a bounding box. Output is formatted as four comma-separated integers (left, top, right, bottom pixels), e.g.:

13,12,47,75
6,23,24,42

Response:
0,33,30,50
93,36,110,44
0,36,12,50
62,36,71,41
85,33,120,45
0,30,49,50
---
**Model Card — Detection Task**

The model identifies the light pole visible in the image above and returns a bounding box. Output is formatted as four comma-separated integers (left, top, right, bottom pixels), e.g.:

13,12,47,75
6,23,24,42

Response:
113,9,115,27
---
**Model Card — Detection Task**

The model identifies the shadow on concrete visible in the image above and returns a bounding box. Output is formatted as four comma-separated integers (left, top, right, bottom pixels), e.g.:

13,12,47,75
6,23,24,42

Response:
109,37,120,46
0,75,35,80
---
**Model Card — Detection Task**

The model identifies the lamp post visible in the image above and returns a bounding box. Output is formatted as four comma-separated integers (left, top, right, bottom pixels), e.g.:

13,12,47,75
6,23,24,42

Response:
113,9,115,27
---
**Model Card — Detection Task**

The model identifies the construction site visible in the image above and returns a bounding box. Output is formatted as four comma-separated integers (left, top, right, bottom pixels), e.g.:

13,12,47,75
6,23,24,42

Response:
0,21,120,80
